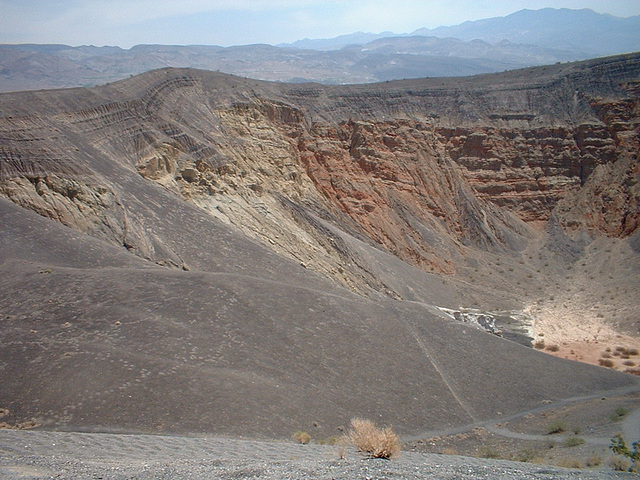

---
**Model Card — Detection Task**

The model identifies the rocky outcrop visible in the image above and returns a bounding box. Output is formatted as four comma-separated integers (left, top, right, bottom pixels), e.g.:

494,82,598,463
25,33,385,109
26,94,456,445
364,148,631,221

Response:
552,86,640,236
297,119,531,273
0,174,188,269
436,124,615,223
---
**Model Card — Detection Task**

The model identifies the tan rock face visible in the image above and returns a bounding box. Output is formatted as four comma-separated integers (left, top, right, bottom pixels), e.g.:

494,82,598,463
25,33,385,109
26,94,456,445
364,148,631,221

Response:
441,126,584,223
296,119,530,273
553,90,640,237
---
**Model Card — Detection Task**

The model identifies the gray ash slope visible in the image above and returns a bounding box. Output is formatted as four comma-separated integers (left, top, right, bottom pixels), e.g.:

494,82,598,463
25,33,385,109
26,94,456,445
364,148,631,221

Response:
3,197,632,438
0,53,639,439
0,430,634,480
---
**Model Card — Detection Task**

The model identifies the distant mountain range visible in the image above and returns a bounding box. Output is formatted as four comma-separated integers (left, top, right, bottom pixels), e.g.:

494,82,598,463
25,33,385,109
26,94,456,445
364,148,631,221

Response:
0,8,638,92
283,8,640,55
413,8,640,56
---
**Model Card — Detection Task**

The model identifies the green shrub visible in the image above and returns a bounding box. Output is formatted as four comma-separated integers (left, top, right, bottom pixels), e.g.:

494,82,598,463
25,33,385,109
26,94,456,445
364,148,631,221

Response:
564,436,585,447
609,434,639,472
611,406,628,421
546,420,568,434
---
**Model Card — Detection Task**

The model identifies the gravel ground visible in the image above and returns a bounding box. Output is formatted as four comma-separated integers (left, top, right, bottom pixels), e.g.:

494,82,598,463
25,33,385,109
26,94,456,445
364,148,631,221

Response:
0,430,635,479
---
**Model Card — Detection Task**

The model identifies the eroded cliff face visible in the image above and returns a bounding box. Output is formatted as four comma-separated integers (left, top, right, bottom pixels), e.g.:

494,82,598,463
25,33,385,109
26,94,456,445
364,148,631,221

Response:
297,119,531,273
552,89,640,236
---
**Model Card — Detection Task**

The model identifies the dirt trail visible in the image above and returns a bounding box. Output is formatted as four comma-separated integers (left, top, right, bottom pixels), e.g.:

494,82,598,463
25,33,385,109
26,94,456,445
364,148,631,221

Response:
405,384,640,443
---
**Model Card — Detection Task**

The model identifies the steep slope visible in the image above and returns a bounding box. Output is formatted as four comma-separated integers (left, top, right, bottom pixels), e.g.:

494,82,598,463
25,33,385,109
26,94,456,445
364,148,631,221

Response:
0,193,634,438
0,54,639,437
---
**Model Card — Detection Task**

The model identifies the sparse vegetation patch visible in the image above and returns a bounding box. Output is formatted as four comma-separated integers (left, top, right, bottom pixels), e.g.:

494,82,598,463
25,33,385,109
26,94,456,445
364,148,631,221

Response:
563,436,585,447
609,434,640,472
556,457,582,469
609,455,631,471
480,446,501,459
585,453,602,467
610,406,628,421
599,358,615,368
545,421,568,435
534,340,545,349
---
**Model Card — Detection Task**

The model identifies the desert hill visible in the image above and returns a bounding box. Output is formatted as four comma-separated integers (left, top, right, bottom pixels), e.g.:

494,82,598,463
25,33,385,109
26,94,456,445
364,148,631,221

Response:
0,53,639,439
2,8,639,92
0,40,562,92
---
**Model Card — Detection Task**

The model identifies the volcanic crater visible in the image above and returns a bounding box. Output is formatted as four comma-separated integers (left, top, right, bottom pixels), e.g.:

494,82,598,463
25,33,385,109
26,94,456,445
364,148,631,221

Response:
0,53,639,443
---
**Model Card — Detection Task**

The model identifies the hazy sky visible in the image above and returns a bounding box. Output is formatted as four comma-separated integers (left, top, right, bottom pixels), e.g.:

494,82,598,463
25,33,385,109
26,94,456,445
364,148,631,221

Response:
1,0,639,48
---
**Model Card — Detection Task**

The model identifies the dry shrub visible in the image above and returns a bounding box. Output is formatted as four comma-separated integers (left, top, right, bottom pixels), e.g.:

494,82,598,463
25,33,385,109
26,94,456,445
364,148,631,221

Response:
612,406,629,421
557,457,582,469
347,418,400,459
317,436,339,446
546,344,560,352
534,340,545,349
599,358,615,368
609,455,631,471
585,453,602,467
545,420,568,435
292,431,311,444
480,446,501,459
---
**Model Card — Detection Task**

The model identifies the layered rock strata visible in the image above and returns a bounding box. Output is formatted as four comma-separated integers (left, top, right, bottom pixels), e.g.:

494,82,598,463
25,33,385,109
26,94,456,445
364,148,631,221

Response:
0,54,639,295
